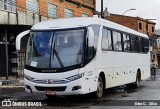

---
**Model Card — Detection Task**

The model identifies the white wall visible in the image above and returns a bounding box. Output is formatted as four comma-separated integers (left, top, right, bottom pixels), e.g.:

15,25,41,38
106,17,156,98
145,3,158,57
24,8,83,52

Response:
0,10,51,25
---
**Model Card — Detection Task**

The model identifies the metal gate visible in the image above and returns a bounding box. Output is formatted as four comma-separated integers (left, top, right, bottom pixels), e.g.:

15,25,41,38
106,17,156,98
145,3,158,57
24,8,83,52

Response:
0,44,18,77
0,44,6,76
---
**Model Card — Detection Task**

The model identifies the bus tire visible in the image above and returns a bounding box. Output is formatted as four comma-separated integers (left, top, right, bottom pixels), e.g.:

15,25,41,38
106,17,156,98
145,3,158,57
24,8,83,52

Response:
93,76,104,98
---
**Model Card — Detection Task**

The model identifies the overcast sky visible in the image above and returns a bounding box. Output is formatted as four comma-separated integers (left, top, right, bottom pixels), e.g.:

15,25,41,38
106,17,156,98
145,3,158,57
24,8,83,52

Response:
96,0,160,30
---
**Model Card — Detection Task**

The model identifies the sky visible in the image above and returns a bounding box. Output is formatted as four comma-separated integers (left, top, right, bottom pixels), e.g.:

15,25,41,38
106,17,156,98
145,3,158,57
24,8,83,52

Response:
96,0,160,30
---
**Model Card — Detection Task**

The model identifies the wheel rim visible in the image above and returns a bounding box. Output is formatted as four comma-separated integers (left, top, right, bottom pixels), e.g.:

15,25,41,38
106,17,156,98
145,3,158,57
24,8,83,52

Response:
97,76,103,97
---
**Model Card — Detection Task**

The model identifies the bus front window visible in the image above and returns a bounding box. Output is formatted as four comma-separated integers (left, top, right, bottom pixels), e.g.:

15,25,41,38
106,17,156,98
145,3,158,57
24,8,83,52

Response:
25,29,84,70
51,29,84,68
26,32,52,68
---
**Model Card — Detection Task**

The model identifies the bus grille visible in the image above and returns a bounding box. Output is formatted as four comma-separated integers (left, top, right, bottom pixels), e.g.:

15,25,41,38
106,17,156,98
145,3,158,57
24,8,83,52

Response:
35,86,67,92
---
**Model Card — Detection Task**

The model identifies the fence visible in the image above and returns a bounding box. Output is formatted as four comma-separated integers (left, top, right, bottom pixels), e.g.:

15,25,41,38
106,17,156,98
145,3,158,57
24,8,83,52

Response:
0,44,6,76
17,52,25,77
0,44,19,78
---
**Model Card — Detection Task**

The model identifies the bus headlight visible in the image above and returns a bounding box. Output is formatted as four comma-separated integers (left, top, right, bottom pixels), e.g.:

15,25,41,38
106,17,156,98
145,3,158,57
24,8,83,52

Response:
66,73,84,82
24,74,35,82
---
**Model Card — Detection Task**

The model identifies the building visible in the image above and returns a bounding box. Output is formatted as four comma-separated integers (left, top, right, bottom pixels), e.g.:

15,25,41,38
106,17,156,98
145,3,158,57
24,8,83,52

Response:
106,14,156,36
106,14,160,68
17,0,95,18
0,0,95,79
154,30,160,67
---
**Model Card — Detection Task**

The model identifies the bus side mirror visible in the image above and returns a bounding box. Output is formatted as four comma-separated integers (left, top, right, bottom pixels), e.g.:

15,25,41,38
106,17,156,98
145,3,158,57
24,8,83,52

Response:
16,30,30,50
87,27,94,47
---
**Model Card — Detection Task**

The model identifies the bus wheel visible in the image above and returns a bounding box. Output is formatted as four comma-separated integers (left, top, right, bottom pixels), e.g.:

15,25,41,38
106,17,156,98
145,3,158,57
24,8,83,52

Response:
94,76,104,98
134,74,140,88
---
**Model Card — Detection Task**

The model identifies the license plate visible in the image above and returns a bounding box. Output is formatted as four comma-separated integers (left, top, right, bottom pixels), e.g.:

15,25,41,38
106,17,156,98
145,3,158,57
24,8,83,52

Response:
46,90,56,95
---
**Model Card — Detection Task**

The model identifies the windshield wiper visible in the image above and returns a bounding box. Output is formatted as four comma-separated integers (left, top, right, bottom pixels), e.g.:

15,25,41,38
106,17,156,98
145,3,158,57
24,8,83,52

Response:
53,47,64,68
52,36,64,68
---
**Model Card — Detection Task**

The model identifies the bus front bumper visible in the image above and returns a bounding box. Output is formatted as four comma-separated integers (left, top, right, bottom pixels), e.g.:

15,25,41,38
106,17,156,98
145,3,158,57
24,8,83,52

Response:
24,78,86,96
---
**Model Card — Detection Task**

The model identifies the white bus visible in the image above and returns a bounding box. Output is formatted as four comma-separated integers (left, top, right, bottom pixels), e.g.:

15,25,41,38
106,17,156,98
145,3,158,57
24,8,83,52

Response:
16,17,150,98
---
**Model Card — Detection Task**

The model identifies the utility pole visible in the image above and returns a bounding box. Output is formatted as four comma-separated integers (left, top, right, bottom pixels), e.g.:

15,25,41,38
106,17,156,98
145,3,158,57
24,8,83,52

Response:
101,0,104,18
5,28,8,80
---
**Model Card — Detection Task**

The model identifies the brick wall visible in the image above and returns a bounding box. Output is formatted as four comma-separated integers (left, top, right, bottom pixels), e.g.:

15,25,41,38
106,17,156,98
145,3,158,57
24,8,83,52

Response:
16,0,26,12
41,0,94,18
137,19,146,34
106,14,156,36
107,15,138,31
137,19,155,35
148,23,155,35
17,0,94,18
39,0,48,16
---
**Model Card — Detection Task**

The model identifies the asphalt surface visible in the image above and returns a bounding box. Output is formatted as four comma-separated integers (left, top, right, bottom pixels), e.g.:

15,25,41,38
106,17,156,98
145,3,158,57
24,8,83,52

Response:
0,71,160,109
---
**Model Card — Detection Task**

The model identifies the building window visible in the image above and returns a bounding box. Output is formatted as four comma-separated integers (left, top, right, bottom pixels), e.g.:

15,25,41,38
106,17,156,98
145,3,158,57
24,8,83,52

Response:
0,0,16,13
150,38,157,47
139,23,142,30
64,8,74,18
82,13,89,17
152,26,154,32
26,0,38,13
0,0,4,10
48,3,58,18
112,31,122,51
102,28,112,50
151,39,154,46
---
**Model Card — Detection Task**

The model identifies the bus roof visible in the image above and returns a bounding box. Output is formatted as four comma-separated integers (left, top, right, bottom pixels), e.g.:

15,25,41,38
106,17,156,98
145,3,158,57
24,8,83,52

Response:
31,17,148,38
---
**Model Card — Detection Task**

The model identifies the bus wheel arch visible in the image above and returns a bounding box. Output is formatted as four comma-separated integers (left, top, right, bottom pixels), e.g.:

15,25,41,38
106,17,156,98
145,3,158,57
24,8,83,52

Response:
137,69,141,81
99,72,106,91
134,69,141,88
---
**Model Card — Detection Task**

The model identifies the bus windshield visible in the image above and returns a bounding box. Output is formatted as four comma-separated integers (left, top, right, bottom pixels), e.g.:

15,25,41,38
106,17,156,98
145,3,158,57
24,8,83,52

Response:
25,28,84,69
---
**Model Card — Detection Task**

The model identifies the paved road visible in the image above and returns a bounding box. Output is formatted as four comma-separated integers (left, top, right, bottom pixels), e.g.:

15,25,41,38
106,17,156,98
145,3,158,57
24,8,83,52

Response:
0,71,160,109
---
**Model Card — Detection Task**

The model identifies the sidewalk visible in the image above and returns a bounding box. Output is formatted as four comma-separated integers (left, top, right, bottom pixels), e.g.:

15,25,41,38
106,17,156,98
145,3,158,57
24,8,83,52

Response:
0,79,24,88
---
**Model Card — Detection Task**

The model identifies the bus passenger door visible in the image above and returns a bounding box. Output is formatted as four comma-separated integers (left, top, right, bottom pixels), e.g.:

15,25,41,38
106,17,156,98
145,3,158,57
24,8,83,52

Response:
84,26,96,93
83,64,96,93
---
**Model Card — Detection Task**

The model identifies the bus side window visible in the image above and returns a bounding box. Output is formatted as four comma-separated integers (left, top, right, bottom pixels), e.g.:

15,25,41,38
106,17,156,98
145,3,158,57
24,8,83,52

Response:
123,34,131,52
102,28,112,50
112,31,122,51
131,35,139,52
143,38,149,53
86,27,94,61
90,25,100,50
137,37,143,53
